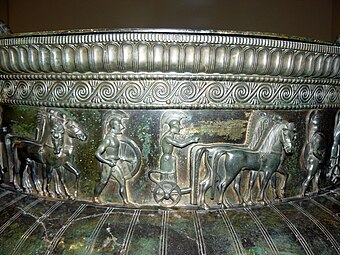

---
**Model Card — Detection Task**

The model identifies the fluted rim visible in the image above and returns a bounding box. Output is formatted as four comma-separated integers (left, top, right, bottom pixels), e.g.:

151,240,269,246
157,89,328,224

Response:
0,29,339,79
0,28,336,45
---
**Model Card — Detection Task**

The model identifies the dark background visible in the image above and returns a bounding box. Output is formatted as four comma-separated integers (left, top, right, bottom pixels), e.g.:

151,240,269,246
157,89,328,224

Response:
0,0,339,42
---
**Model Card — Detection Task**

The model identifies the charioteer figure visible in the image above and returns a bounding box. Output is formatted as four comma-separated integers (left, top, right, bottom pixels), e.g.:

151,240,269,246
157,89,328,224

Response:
160,112,199,183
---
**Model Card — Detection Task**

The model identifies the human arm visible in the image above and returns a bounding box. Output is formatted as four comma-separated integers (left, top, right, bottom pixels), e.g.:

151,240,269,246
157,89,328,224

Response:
164,136,199,148
95,138,116,167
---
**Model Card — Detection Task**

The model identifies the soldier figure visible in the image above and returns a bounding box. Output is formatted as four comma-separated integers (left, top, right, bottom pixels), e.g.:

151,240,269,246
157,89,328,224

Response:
94,112,140,204
329,113,340,184
300,110,326,196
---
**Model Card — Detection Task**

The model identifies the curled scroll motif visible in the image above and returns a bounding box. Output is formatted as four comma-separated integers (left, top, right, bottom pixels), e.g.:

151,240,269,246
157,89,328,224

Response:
298,84,313,103
50,81,70,101
0,80,340,109
32,81,49,100
277,84,295,104
151,81,173,102
16,81,30,99
123,81,146,103
95,81,118,102
1,80,16,99
176,82,199,102
71,81,92,102
312,86,326,104
206,82,229,103
257,83,277,103
232,83,253,103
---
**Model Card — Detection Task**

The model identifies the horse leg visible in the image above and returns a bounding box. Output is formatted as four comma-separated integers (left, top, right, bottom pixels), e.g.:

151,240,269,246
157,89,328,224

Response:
217,176,233,208
245,171,258,205
211,152,225,201
233,173,244,205
198,164,212,209
12,147,22,192
55,166,74,200
190,146,205,205
280,170,289,199
65,161,80,197
258,170,272,204
52,169,64,198
45,165,55,197
22,162,32,193
42,164,48,196
271,173,279,200
30,161,42,194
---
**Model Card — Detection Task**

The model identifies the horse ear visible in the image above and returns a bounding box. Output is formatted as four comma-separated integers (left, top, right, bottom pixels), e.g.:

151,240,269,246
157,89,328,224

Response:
288,122,296,131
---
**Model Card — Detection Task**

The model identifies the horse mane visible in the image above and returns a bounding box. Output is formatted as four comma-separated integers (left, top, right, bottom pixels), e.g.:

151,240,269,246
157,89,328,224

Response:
249,112,270,149
248,111,278,150
35,107,48,142
258,122,287,154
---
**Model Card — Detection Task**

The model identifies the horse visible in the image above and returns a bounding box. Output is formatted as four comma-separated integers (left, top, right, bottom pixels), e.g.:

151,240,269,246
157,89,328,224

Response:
6,112,87,199
5,119,65,193
48,119,87,198
191,120,295,209
190,112,287,208
190,143,244,207
211,121,296,208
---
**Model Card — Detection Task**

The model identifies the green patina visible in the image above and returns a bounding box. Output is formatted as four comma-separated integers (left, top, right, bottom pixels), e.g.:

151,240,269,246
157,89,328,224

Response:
247,246,269,255
183,119,248,141
7,105,37,138
74,109,102,197
133,115,153,163
129,237,158,255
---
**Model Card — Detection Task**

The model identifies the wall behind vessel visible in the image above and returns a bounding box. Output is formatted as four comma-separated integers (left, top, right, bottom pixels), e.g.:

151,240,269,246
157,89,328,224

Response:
333,0,340,42
0,0,338,42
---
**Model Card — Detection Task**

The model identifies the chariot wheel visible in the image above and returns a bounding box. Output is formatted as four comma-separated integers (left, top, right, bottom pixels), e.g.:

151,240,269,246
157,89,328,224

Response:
153,181,182,207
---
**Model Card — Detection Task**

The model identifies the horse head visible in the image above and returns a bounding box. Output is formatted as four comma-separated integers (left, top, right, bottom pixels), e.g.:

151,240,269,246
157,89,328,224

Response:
281,122,296,154
50,121,65,155
65,120,87,141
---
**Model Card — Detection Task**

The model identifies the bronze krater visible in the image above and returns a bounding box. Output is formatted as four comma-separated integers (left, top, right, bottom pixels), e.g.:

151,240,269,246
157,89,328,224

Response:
0,23,339,254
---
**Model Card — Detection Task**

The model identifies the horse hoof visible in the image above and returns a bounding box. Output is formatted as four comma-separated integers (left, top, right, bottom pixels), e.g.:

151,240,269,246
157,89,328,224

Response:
242,202,250,207
264,199,271,205
14,186,23,192
258,200,266,205
246,200,254,206
48,192,56,198
125,201,140,207
202,204,210,210
68,196,75,201
23,189,32,194
93,197,101,204
56,193,64,199
221,203,232,209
